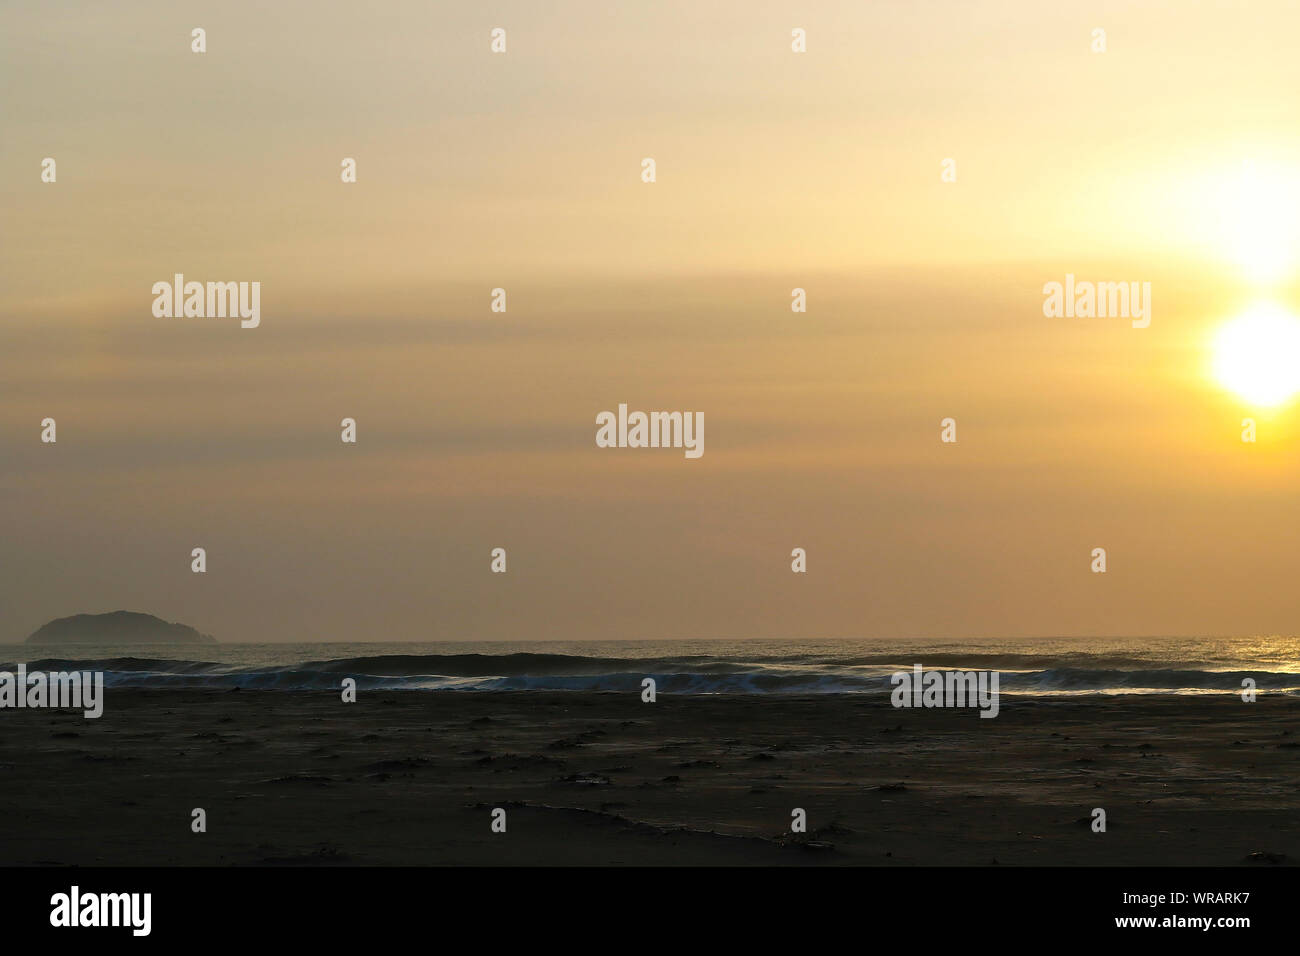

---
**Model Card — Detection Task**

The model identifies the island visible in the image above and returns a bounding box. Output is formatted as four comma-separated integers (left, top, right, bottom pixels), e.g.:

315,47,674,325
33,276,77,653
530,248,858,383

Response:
26,611,216,644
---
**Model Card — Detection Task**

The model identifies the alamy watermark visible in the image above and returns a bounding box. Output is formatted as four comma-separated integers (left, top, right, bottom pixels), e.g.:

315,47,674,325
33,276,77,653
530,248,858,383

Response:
152,274,260,328
1042,274,1151,328
50,886,150,936
890,664,1000,718
595,404,704,459
0,664,104,718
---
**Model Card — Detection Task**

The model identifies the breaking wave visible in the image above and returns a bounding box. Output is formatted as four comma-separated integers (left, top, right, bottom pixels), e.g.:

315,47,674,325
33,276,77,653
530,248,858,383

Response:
6,652,1300,696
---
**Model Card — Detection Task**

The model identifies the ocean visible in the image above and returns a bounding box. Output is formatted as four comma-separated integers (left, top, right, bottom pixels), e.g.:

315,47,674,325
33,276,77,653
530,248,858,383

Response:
5,635,1300,695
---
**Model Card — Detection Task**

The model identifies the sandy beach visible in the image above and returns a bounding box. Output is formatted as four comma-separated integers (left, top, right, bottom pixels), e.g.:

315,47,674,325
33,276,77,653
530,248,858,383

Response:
1,689,1296,866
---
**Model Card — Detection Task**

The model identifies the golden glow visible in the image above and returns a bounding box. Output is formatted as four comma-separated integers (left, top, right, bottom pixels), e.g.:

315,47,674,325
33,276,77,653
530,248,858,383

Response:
1212,303,1300,406
1218,161,1300,283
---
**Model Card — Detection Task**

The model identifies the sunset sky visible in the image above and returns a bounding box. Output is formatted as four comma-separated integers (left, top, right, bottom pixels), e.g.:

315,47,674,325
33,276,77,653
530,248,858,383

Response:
3,0,1300,642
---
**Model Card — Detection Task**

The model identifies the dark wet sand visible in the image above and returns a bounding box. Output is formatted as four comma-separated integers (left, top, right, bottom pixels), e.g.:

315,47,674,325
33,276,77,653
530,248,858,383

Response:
1,690,1297,866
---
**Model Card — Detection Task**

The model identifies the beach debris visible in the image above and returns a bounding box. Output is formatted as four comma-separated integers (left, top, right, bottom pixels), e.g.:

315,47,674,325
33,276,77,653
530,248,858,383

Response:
557,772,611,786
260,843,348,865
1245,850,1286,864
264,773,333,786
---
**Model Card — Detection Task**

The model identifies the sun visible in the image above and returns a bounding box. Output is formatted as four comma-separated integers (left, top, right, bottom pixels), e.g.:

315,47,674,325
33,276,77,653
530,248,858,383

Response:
1212,303,1300,407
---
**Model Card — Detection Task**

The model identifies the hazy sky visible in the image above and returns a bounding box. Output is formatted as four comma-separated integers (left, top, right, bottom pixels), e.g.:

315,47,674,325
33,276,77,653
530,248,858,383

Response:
3,1,1300,642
